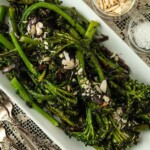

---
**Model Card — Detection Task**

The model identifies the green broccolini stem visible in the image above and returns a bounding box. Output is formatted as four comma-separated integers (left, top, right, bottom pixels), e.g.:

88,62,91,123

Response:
86,108,94,136
38,69,46,82
137,114,150,123
44,80,58,94
20,36,40,46
95,114,104,127
10,31,37,75
57,92,77,104
73,21,105,82
97,54,126,73
79,106,95,142
0,33,15,50
109,115,128,140
94,146,105,150
0,6,8,23
20,2,86,35
9,7,18,33
28,90,55,102
112,130,122,143
85,21,105,81
69,28,81,39
85,21,99,43
76,49,85,71
76,49,88,89
89,52,105,81
46,102,76,127
44,79,73,97
11,77,59,126
57,88,73,97
100,116,111,139
133,124,149,131
0,43,4,50
0,49,17,57
58,5,89,25
44,80,77,105
8,0,37,4
52,42,74,57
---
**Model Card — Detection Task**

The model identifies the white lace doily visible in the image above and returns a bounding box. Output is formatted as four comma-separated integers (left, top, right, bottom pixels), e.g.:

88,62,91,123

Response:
84,0,150,67
0,91,61,150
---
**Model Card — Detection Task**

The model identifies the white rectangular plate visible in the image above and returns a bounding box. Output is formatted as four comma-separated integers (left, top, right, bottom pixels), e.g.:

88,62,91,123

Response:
0,0,150,150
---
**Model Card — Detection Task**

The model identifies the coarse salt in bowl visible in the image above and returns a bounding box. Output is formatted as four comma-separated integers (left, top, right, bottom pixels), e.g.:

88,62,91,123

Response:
127,9,150,53
92,0,137,20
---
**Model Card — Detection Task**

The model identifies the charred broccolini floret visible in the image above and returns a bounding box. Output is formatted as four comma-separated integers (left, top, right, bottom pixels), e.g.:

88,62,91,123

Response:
0,1,150,150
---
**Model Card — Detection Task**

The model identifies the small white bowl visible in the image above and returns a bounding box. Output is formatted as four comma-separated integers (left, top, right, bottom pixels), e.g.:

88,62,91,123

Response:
127,9,150,54
92,0,138,20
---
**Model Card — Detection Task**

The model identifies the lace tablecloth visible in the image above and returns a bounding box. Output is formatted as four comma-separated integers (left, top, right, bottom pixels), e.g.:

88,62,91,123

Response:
0,0,150,150
84,0,150,66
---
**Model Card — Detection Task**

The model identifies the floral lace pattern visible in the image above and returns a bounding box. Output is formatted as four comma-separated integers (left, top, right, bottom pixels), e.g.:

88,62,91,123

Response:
0,91,61,150
84,0,150,66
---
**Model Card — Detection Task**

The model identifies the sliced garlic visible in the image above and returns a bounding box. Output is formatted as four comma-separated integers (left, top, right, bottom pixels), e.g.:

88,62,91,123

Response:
62,59,75,70
23,21,28,24
116,107,123,115
67,85,71,92
59,53,64,58
103,95,110,103
36,22,43,29
122,118,127,124
27,25,30,34
42,56,50,62
43,32,48,39
95,85,101,93
100,80,107,93
113,112,121,122
30,25,36,35
44,41,48,45
31,17,37,24
110,52,117,58
114,55,119,62
63,51,70,61
73,91,78,96
78,68,83,75
45,45,49,50
36,27,43,36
